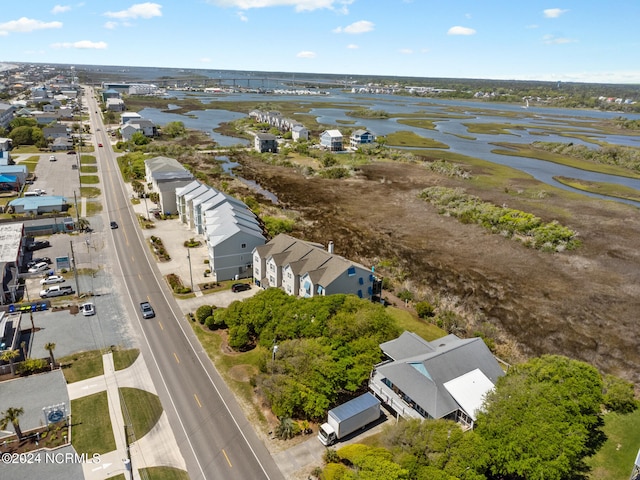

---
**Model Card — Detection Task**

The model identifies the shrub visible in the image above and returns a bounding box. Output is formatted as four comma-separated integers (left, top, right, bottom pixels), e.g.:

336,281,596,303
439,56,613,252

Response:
275,417,299,440
18,358,48,375
204,316,216,329
415,301,435,319
397,289,414,302
602,374,638,413
196,305,213,323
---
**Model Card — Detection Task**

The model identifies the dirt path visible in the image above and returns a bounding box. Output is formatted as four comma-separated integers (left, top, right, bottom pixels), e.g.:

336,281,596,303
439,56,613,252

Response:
238,156,640,384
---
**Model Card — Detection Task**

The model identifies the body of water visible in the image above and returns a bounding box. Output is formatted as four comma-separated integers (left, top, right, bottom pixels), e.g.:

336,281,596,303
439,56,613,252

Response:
139,88,640,207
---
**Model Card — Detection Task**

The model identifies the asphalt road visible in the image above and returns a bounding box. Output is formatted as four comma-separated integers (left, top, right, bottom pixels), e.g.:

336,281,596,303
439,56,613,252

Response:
84,88,283,480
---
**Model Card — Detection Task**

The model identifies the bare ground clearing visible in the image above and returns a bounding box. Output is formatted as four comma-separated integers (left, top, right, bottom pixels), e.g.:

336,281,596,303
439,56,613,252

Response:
237,156,640,384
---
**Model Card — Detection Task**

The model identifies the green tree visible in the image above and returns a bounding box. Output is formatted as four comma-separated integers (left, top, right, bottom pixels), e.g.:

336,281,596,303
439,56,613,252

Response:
148,191,160,206
0,407,24,441
9,117,37,128
131,179,145,197
475,355,605,480
0,348,20,375
602,374,638,413
44,342,56,367
131,131,151,146
163,121,186,137
8,126,37,146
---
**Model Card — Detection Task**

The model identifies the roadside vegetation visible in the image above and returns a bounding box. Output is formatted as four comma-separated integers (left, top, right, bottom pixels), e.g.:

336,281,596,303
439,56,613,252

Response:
419,186,580,251
71,392,116,454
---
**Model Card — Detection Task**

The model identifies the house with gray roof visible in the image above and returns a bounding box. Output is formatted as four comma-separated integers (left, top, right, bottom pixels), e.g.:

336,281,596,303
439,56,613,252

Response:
291,124,309,142
320,129,343,151
350,129,375,149
368,331,505,428
144,156,194,214
252,234,377,299
8,196,69,215
175,180,266,281
254,133,278,153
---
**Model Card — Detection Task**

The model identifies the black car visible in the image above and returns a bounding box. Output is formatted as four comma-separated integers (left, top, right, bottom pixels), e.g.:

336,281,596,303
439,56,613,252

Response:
110,221,118,229
27,257,52,268
231,283,251,293
140,301,155,319
26,240,51,252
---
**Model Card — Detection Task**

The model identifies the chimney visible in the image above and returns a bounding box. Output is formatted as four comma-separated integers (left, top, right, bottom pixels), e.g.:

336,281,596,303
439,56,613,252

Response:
328,241,334,254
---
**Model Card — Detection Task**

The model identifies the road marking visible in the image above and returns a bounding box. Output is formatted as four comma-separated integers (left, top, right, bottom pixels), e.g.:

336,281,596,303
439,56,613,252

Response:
222,449,232,468
194,394,202,408
173,352,180,364
158,321,164,330
92,462,112,471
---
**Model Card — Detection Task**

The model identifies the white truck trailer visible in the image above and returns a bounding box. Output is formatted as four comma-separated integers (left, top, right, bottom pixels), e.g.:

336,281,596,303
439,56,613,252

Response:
318,392,381,446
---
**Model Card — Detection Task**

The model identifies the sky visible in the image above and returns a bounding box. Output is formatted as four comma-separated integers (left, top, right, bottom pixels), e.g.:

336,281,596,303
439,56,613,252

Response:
1,1,639,84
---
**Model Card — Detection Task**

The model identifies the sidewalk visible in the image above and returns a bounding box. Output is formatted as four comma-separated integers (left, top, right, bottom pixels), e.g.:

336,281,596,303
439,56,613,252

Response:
70,352,186,480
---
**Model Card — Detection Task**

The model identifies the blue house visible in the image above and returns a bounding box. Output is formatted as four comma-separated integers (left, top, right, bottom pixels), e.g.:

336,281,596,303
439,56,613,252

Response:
350,129,375,149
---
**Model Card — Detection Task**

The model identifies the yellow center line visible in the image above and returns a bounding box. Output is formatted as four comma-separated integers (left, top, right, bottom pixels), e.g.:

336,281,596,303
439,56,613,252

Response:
194,394,202,408
222,449,232,468
158,321,163,330
173,352,180,364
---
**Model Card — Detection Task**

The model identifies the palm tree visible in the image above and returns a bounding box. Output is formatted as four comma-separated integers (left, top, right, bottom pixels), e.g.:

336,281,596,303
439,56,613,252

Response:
0,349,20,376
44,342,56,368
0,407,24,441
76,217,91,232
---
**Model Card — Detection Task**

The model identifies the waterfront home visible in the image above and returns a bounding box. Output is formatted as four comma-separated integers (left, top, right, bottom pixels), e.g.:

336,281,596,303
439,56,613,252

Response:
350,129,375,149
369,332,505,429
320,129,343,151
253,234,377,299
254,133,278,153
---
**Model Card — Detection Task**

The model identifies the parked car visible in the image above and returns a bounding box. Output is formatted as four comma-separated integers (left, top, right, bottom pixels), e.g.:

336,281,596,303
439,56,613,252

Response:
49,155,56,161
140,301,155,319
40,285,74,298
67,150,76,155
40,275,65,285
26,240,51,252
81,302,96,316
27,257,51,268
110,221,118,229
231,283,251,293
29,262,50,273
98,143,103,147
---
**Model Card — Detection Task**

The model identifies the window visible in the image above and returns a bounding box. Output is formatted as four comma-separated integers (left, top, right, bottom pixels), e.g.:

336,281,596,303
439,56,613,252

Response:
287,272,292,279
347,266,356,276
241,243,246,248
357,290,363,298
358,277,364,285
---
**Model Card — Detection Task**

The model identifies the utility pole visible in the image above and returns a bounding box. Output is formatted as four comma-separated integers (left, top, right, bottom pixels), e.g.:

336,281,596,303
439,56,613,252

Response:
69,240,80,297
73,191,80,226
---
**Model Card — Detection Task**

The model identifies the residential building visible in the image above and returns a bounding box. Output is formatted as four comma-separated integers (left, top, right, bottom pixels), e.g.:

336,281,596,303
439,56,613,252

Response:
121,112,142,125
369,332,505,429
42,124,69,140
0,103,16,129
255,133,278,153
252,234,377,299
106,98,125,112
175,180,266,281
8,196,69,215
350,129,375,149
291,124,309,142
320,129,343,151
144,156,194,214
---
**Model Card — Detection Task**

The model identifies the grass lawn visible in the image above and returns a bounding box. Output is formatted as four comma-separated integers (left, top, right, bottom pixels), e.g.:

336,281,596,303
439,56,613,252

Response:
139,467,190,480
80,155,97,164
71,391,116,455
113,348,140,371
80,186,101,198
587,409,640,480
61,350,104,383
80,175,100,184
388,307,446,341
120,387,163,440
80,165,98,173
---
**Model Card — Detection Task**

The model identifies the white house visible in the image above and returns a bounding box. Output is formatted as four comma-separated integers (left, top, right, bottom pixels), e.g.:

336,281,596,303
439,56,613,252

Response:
320,129,343,151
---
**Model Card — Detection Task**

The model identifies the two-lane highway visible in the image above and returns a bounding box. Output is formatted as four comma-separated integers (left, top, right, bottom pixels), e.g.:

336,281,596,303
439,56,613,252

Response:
84,87,284,480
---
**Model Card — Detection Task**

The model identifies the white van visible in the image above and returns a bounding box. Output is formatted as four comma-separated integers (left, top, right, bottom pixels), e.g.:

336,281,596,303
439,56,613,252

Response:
24,191,39,197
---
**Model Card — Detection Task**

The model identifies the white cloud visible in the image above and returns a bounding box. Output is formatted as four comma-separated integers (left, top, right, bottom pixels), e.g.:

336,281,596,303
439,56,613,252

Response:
333,20,374,34
206,0,353,13
447,26,476,36
104,2,162,19
526,24,539,29
346,43,359,49
51,40,108,49
399,48,413,54
0,17,63,35
237,11,249,21
296,50,316,58
51,5,71,14
104,21,118,29
543,8,568,18
542,34,575,44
